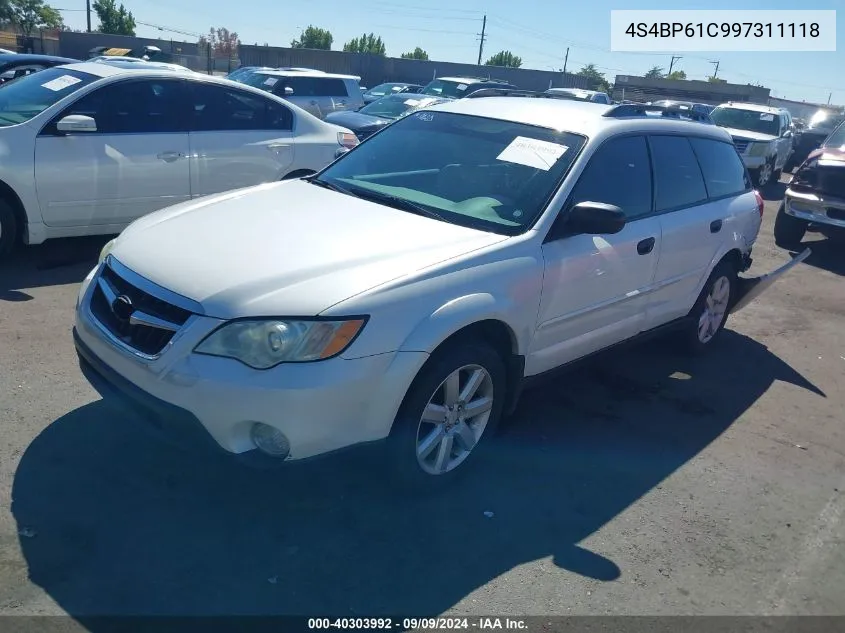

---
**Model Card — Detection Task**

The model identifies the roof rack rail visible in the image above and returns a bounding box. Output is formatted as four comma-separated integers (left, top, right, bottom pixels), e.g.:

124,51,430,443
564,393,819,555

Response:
603,103,713,123
466,88,580,100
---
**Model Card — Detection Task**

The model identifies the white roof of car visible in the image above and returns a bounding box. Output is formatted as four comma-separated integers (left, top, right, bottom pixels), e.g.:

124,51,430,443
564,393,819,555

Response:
435,77,489,84
251,69,360,81
548,88,604,96
427,96,733,142
715,102,782,115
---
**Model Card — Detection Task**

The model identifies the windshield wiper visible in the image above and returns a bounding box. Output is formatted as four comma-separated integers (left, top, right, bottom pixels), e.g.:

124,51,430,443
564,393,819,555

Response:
341,185,452,224
306,177,354,195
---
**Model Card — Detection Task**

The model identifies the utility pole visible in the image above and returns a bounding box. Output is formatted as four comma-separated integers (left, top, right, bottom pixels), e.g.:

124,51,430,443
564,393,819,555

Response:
476,14,486,65
668,55,682,75
562,47,569,75
86,0,92,32
709,60,720,79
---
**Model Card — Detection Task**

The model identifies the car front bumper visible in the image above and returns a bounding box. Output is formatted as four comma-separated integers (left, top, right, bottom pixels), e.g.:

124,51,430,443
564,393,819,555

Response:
783,187,845,230
74,263,427,463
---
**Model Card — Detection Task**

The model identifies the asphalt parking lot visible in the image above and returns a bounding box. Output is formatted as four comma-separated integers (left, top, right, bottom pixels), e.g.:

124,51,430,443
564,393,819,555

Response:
1,179,844,620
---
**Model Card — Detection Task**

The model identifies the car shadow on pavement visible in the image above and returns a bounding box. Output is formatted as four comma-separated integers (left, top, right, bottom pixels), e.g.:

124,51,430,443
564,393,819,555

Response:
0,236,113,301
12,330,823,620
785,230,845,277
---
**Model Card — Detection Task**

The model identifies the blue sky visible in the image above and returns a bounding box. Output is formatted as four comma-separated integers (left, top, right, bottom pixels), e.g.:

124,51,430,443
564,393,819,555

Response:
58,0,843,105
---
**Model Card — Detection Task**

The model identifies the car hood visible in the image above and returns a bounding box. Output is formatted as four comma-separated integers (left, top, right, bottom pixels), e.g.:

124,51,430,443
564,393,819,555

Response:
806,146,845,164
721,127,778,143
324,110,392,131
110,180,508,319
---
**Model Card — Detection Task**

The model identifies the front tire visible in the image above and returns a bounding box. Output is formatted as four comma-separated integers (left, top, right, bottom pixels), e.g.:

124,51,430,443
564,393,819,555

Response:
753,158,775,189
0,199,18,258
682,261,736,354
387,340,507,491
774,202,807,248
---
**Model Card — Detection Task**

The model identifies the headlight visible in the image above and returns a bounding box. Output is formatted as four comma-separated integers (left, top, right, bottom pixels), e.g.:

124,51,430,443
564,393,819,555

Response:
748,142,770,157
99,238,116,263
194,318,367,369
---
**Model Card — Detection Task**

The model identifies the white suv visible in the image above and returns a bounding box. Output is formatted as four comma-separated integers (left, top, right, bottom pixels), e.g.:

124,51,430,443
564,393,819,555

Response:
73,97,804,489
710,102,794,188
234,69,364,119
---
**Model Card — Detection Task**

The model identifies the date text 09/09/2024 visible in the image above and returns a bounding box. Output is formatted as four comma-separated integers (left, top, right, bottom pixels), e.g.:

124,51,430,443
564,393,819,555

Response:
307,618,529,630
624,22,819,39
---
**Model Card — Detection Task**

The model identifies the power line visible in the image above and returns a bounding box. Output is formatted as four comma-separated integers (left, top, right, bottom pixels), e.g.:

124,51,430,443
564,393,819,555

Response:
370,24,477,36
368,1,481,14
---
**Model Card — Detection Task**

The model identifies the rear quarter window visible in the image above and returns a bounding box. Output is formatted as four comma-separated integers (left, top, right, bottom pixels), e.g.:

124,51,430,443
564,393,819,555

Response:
689,137,751,199
314,78,349,97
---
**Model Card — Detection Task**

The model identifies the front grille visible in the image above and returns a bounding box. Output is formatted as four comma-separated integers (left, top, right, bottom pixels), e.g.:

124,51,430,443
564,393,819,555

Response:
89,263,193,356
818,167,845,200
732,138,750,153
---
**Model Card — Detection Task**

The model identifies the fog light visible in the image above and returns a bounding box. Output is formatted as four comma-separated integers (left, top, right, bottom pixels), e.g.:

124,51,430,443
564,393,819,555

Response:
250,423,290,458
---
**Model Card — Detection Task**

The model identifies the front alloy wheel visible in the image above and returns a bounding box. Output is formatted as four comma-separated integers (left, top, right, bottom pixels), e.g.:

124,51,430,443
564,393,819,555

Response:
416,365,494,475
755,160,773,188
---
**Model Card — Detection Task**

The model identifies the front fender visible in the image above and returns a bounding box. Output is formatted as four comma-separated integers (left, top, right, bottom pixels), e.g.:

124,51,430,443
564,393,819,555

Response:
398,292,527,356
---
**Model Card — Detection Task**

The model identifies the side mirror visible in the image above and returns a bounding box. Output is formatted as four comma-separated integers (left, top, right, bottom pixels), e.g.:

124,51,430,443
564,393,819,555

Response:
283,86,294,96
783,129,793,138
564,201,626,236
56,114,97,133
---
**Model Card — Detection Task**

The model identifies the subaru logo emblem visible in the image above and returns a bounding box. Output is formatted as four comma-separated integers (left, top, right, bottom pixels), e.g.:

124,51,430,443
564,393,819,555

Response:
111,294,134,322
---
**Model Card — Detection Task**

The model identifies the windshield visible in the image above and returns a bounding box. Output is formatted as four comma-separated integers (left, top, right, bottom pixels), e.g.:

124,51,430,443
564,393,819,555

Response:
711,107,780,136
421,80,475,99
313,111,585,235
823,121,845,149
358,95,442,119
808,112,844,132
366,83,405,97
0,67,97,126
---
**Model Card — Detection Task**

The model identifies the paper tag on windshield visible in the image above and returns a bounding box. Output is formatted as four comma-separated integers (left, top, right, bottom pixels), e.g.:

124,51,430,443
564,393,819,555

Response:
497,137,569,171
456,83,468,91
760,113,774,121
263,77,278,86
41,75,82,92
403,98,420,107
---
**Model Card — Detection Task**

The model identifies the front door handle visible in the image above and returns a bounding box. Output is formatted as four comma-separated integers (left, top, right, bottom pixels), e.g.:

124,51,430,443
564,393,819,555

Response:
267,143,290,151
710,219,723,233
156,151,185,163
637,237,656,255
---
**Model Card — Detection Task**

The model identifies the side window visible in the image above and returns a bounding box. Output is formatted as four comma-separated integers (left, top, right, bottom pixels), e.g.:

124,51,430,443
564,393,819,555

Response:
189,83,292,132
689,137,750,199
59,79,185,134
282,77,316,97
568,135,652,219
648,136,708,212
313,78,349,97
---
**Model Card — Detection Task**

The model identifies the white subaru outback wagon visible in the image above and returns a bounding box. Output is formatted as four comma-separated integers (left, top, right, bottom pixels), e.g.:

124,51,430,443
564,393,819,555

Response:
73,97,806,488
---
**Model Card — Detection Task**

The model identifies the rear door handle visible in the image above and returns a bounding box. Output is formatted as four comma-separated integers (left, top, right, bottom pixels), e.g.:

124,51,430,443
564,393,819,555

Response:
710,219,723,233
156,151,185,162
637,237,656,255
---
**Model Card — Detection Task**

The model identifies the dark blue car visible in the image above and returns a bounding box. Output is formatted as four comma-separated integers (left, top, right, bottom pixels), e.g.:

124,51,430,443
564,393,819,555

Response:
0,53,79,84
325,93,448,141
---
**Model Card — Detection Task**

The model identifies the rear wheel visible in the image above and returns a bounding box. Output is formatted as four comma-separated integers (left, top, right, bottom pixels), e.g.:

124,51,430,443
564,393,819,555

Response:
0,198,18,258
682,261,736,354
774,202,807,248
387,340,507,491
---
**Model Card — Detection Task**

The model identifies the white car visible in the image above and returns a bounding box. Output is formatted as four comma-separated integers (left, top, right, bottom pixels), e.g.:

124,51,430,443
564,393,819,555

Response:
0,62,358,256
546,88,611,104
73,96,805,489
710,102,795,188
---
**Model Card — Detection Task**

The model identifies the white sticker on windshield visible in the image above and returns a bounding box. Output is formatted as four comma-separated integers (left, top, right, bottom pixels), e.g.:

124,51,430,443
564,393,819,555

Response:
403,98,421,107
760,113,774,121
41,75,82,92
263,77,278,86
496,136,569,171
456,83,468,91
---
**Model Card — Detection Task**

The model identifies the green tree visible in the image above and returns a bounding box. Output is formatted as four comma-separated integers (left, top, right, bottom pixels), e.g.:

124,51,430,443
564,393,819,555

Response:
400,46,428,60
291,25,333,50
0,0,13,26
644,65,664,79
92,0,135,36
576,63,610,92
484,50,521,68
666,70,686,80
200,26,239,58
343,33,386,55
10,0,63,36
708,76,727,83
